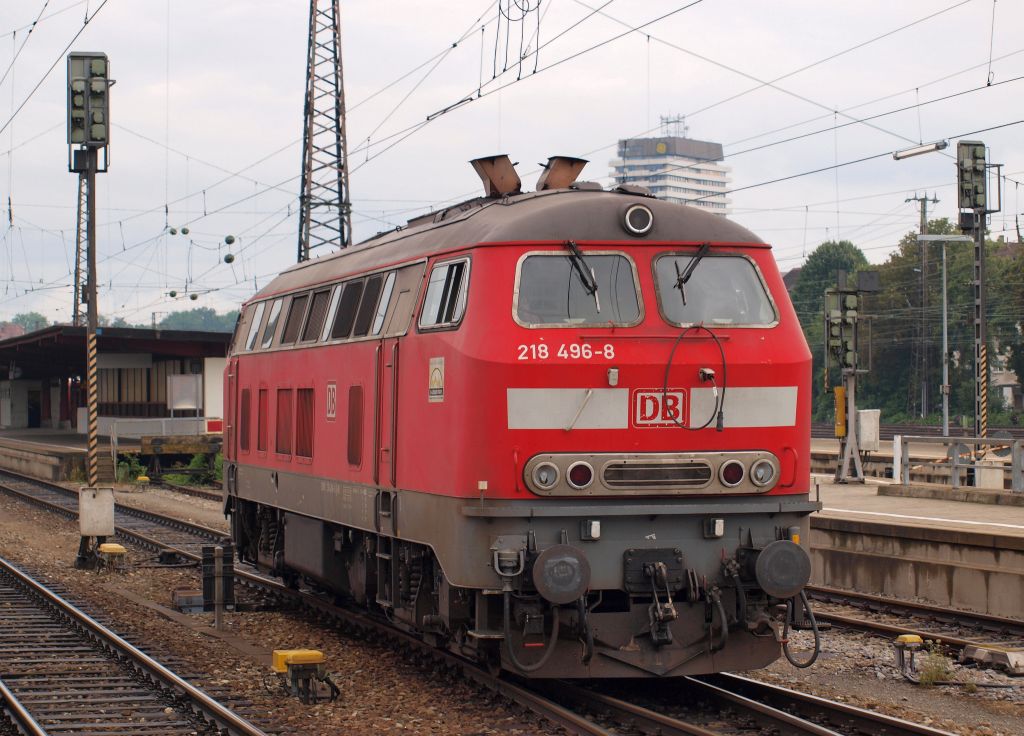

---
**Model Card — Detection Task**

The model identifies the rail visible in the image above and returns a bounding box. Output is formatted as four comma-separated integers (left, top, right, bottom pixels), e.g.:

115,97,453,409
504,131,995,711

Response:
0,676,47,736
892,434,1023,492
0,555,267,736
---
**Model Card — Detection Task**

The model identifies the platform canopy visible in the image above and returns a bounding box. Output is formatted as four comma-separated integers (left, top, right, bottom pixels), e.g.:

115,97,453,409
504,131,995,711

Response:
0,326,231,380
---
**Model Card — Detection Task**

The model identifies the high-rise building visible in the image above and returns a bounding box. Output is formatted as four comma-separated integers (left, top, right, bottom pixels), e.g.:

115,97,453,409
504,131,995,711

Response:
609,120,731,214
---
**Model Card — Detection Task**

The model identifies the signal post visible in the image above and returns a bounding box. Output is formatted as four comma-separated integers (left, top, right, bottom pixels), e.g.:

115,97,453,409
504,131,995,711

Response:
957,141,1001,439
68,53,112,567
67,52,111,489
824,270,879,483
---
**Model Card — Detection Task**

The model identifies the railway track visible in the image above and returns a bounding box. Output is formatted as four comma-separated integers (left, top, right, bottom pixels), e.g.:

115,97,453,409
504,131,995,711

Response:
808,585,1024,653
0,555,267,736
0,469,613,735
0,469,962,736
543,671,961,736
155,478,222,503
0,469,226,556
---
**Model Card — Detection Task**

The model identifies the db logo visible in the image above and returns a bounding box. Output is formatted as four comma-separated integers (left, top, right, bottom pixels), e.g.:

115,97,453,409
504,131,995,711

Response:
633,389,685,427
325,382,337,421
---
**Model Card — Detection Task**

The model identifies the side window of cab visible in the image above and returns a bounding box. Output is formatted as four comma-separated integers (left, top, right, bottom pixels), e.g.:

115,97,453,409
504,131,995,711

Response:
418,258,470,330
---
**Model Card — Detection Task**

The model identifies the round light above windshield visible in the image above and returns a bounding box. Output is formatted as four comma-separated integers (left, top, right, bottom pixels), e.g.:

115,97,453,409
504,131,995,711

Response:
623,204,654,236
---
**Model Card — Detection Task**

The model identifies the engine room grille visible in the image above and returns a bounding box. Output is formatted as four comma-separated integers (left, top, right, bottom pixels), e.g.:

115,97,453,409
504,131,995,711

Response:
603,461,712,489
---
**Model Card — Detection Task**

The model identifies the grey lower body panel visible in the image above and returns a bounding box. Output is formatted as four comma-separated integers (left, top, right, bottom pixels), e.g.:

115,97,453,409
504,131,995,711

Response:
229,463,817,590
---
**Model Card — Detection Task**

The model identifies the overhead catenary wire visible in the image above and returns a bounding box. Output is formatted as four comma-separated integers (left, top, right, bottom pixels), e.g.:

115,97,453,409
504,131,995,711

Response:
0,0,110,138
0,0,50,91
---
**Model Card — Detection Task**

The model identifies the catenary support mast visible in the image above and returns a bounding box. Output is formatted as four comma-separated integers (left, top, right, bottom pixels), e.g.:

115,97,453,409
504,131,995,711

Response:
297,0,352,262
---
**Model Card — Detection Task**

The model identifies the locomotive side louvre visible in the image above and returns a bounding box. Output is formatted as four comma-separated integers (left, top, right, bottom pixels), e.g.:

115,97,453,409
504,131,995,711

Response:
224,188,819,678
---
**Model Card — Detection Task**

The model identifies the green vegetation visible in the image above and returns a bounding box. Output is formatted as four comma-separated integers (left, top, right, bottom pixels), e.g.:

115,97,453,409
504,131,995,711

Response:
156,308,238,332
164,452,221,486
917,640,953,686
4,307,238,332
11,312,50,331
792,223,1024,423
116,453,146,483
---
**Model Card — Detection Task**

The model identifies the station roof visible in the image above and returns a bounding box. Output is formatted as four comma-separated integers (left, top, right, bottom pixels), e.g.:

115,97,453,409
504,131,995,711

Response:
0,326,231,380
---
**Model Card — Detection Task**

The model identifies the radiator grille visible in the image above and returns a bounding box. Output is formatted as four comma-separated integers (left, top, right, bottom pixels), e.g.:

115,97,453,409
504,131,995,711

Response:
603,461,712,489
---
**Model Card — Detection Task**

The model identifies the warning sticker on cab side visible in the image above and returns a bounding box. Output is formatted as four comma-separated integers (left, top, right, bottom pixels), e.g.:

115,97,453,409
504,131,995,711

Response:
428,357,445,403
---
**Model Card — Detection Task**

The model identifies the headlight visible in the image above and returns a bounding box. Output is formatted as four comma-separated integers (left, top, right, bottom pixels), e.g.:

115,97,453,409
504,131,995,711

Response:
750,459,776,487
533,462,559,490
623,204,654,235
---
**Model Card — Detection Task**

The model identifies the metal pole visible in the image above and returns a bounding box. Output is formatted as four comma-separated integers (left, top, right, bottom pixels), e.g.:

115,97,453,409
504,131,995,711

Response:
920,199,929,418
85,146,99,488
214,545,224,631
974,212,987,438
942,242,949,437
73,177,87,326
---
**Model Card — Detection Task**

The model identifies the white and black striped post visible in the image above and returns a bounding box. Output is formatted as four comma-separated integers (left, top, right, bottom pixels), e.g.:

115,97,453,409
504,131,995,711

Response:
84,145,99,487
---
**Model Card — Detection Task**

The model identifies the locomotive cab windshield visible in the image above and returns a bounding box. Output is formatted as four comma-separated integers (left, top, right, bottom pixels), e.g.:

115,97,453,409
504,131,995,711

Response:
514,250,642,327
654,252,778,326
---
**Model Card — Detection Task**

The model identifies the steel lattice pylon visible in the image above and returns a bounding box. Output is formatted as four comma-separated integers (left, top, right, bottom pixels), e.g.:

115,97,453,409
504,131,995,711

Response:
297,0,352,262
72,175,89,326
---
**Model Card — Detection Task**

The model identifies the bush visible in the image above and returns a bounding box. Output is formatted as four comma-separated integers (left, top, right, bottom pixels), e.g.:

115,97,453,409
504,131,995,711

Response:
918,640,953,686
116,454,146,483
164,452,219,486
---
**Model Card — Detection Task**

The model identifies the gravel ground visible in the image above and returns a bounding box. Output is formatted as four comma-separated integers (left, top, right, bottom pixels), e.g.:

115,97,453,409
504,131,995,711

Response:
751,623,1023,735
0,493,553,735
9,484,1024,735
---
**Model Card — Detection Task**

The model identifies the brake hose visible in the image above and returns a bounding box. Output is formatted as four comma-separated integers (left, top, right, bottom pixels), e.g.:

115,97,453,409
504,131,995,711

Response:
708,589,729,652
662,324,727,431
730,571,747,624
782,590,821,668
577,597,594,664
503,591,561,673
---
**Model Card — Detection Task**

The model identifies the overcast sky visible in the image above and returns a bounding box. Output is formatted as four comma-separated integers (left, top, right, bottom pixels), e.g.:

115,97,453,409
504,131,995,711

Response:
1,0,1022,325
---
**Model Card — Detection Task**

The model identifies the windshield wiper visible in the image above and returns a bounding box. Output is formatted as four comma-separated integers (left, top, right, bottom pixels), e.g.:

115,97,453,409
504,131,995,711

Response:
565,239,600,312
673,242,710,306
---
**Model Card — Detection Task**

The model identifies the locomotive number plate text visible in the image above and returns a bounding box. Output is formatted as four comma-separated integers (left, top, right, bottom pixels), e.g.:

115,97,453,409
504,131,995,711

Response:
517,343,615,360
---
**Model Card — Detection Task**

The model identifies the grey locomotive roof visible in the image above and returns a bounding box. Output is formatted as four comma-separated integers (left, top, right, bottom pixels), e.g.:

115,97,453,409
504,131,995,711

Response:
253,188,765,301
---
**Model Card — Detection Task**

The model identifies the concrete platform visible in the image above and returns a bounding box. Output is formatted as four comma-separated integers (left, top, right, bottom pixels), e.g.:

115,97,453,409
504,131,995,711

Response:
878,482,1024,507
0,429,139,481
809,475,1024,619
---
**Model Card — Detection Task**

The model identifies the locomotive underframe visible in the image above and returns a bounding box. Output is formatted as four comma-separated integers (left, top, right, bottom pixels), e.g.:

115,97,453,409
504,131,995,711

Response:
227,462,817,677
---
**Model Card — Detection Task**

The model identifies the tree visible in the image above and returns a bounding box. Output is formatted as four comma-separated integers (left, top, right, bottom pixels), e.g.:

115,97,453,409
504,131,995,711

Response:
157,308,239,332
789,241,869,419
98,315,135,328
849,218,1020,423
790,241,869,329
11,312,50,331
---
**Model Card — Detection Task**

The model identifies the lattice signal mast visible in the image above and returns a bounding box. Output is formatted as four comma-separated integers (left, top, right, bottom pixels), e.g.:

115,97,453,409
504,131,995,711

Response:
297,0,352,262
72,177,88,326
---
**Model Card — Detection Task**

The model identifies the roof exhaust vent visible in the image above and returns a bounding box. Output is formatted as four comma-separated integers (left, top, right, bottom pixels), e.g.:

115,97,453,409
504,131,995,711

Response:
536,156,588,191
469,155,522,198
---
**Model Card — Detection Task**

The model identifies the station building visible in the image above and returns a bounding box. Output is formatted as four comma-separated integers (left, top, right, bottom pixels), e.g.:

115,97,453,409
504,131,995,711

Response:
0,325,231,432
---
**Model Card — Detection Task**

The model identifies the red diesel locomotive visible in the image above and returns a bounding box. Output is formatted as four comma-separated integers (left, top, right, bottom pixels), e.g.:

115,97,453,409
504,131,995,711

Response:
223,155,820,678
